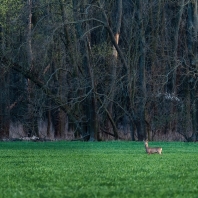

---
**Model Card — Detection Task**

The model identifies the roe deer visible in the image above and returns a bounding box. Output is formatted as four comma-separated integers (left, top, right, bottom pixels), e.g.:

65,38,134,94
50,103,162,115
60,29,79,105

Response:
143,140,162,154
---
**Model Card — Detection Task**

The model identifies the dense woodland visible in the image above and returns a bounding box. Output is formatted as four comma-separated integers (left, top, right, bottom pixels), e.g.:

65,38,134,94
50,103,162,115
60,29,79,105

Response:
0,0,198,141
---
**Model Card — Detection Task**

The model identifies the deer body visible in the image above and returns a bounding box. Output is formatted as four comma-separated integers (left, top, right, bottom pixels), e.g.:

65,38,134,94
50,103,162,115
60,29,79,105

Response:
144,140,162,154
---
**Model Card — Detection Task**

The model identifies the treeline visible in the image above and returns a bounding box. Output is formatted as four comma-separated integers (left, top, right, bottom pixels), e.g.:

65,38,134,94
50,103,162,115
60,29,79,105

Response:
0,0,198,141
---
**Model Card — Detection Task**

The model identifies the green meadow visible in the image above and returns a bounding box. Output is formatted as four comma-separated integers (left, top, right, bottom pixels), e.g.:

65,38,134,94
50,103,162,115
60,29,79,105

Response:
0,141,197,198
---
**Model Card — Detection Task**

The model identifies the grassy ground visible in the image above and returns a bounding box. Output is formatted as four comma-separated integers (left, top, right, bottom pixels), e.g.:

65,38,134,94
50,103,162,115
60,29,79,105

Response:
0,141,198,198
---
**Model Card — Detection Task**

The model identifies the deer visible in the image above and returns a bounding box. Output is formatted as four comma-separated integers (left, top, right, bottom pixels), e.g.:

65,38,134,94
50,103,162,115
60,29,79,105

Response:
143,140,162,154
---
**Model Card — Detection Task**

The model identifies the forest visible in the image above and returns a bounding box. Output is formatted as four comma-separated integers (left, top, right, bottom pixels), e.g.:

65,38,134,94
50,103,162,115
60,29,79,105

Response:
0,0,198,142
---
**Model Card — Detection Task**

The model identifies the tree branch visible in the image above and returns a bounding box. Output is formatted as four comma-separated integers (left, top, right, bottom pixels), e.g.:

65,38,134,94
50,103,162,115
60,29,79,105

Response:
1,56,83,134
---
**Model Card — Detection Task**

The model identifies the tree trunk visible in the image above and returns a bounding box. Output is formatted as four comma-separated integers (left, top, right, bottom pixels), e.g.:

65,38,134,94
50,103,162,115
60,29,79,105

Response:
187,1,198,141
0,68,10,139
98,0,123,140
26,0,39,137
136,0,146,141
72,0,99,140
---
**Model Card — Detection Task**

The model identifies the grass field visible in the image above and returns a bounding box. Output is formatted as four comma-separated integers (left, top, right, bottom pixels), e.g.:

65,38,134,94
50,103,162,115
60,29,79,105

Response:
0,141,198,198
